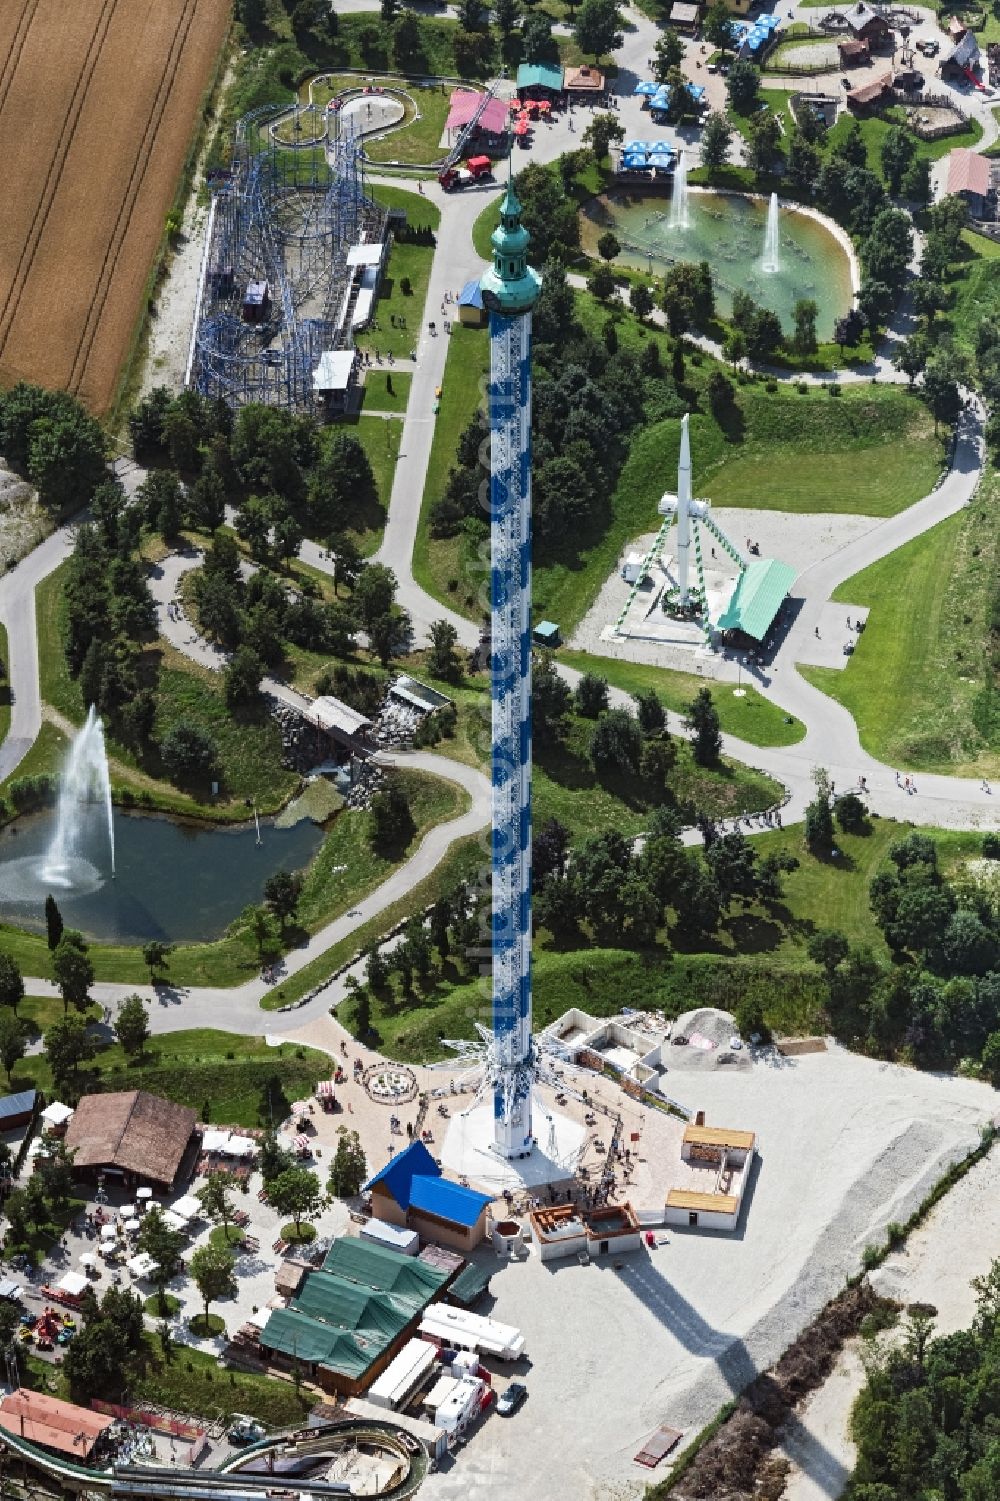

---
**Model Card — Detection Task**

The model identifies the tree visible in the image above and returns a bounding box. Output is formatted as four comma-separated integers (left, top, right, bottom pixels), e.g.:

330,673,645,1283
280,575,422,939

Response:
723,329,747,371
785,131,821,195
597,231,621,263
583,111,625,162
746,307,783,362
268,1166,323,1233
369,781,415,853
264,869,304,932
45,894,64,952
0,952,24,1014
114,994,149,1060
635,688,666,735
862,207,913,290
44,1014,97,1087
629,282,654,321
835,792,868,833
807,928,849,979
791,298,818,358
573,0,623,60
533,651,571,743
704,0,736,54
494,0,520,38
189,1243,236,1329
894,335,928,388
661,260,715,334
982,1031,1000,1087
223,644,264,708
912,278,946,327
159,721,218,782
857,278,893,336
575,672,609,719
428,619,462,683
700,111,734,172
922,352,964,433
0,1012,25,1084
142,940,173,984
328,1130,368,1198
249,905,279,962
588,263,616,301
53,934,94,1013
653,27,684,80
880,124,915,196
726,58,760,114
684,687,722,766
804,792,835,852
381,0,397,19
353,562,397,633
902,156,931,205
197,1170,239,1235
746,112,782,180
521,10,554,61
137,1207,186,1315
591,709,643,776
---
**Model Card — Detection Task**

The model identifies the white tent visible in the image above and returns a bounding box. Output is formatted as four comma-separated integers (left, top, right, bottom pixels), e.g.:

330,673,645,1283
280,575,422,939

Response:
170,1195,201,1222
40,1102,74,1128
100,1225,118,1241
226,1137,258,1159
161,1211,187,1233
57,1272,88,1299
126,1252,158,1280
202,1129,230,1153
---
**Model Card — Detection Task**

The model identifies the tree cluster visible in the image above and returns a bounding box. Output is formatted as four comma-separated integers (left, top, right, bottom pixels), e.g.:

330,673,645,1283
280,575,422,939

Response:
0,383,107,513
809,830,1000,1070
849,1263,1000,1501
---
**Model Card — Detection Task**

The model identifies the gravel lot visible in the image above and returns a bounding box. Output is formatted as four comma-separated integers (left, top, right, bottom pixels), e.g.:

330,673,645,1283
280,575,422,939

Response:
421,1044,994,1501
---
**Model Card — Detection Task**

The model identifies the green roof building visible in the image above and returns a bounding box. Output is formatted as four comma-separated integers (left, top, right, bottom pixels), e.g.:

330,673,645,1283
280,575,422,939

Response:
715,558,796,642
516,62,564,95
259,1239,450,1395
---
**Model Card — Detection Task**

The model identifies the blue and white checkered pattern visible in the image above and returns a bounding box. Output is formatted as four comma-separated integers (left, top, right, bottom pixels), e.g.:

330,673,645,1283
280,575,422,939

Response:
488,308,535,1158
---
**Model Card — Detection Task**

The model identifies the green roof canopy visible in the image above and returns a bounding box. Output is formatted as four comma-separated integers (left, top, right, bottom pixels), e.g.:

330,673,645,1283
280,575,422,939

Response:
715,558,795,641
449,1263,492,1305
260,1307,375,1381
322,1238,448,1311
516,63,564,91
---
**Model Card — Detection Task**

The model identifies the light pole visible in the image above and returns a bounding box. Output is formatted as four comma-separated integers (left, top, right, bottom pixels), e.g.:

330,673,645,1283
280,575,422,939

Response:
734,655,746,698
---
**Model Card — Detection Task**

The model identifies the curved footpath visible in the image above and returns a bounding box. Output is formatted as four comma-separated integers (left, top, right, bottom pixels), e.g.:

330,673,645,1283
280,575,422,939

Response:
1,6,998,1027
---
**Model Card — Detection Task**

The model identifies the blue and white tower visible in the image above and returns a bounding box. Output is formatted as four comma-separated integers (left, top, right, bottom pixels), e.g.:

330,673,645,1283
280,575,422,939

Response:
480,180,542,1160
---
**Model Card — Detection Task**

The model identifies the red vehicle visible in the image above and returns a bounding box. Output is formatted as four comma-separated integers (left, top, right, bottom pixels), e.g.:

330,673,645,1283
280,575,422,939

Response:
439,155,494,191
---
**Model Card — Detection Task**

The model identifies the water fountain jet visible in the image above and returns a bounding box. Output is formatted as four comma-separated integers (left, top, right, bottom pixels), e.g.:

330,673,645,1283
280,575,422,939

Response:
669,153,689,231
762,191,781,273
42,705,115,887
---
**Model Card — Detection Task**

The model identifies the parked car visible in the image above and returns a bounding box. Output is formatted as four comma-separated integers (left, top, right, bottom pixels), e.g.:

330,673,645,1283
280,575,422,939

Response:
228,1417,266,1445
497,1382,527,1416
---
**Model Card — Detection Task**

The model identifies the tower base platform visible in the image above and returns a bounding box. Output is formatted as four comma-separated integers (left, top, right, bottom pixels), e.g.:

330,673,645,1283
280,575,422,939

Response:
441,1101,586,1193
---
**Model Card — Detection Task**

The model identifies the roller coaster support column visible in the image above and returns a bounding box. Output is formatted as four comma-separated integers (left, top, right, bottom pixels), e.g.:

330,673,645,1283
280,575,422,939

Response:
480,179,542,1159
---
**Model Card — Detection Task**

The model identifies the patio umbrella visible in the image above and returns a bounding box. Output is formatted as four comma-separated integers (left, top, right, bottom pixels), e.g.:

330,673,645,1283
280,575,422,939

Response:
514,121,529,135
624,140,648,153
537,99,551,112
508,98,520,112
124,1219,141,1234
634,80,658,95
100,1225,117,1241
136,1187,153,1202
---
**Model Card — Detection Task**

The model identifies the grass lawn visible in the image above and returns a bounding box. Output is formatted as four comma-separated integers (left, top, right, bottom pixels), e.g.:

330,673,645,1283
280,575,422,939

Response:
0,769,469,991
413,322,490,619
357,239,433,362
360,372,411,414
307,73,453,164
346,415,400,554
728,88,797,143
10,1029,331,1127
144,1294,181,1317
534,714,780,838
558,650,805,747
826,106,984,183
942,230,1000,358
262,833,484,1010
800,472,1000,776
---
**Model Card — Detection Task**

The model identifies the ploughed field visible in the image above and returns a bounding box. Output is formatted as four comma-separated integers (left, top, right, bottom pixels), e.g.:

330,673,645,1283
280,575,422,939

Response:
0,0,229,414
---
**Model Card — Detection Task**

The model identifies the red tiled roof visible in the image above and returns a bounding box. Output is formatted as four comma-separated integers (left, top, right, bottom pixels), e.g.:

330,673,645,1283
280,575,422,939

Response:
947,148,990,198
0,1391,111,1459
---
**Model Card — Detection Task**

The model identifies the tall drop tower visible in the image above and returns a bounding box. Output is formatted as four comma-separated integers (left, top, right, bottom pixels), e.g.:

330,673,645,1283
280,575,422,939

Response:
479,181,542,1159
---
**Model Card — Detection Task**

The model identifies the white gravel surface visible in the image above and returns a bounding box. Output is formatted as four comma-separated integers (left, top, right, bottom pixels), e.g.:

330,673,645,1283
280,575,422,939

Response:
421,1044,994,1501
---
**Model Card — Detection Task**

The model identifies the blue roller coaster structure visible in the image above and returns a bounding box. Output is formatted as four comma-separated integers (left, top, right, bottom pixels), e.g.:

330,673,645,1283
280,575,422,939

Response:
191,102,384,412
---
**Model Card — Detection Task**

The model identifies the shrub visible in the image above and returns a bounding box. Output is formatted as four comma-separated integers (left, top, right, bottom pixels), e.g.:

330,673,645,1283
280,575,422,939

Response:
983,832,1000,860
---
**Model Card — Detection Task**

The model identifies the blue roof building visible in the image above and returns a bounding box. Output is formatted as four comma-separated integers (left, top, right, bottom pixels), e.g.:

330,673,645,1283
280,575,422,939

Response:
457,277,486,327
365,1141,493,1249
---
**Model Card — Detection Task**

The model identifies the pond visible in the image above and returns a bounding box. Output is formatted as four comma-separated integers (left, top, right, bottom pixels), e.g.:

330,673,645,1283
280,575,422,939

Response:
0,805,326,945
582,188,855,339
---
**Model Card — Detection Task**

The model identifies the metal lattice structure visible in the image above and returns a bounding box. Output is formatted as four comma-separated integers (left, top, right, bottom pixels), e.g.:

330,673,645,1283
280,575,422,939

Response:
191,102,385,412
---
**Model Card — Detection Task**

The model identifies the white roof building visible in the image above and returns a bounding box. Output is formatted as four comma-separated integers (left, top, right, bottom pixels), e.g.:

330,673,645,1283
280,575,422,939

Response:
419,1304,525,1360
367,1338,436,1410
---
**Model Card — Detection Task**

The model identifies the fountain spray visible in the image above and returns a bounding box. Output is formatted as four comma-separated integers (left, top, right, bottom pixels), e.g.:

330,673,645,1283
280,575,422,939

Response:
762,191,781,274
42,705,115,886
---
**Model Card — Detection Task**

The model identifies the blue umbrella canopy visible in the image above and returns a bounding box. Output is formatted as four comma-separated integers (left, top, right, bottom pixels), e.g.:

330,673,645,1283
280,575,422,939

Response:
634,80,658,95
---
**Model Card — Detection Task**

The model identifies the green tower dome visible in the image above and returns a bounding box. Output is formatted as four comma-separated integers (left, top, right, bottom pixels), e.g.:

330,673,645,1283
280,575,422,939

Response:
480,178,542,317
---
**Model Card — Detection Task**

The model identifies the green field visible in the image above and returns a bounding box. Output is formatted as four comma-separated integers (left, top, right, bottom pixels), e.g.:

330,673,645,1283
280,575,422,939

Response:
943,230,1000,358
361,372,411,414
306,73,453,165
825,106,984,181
358,240,433,362
801,472,1000,776
558,650,805,746
351,414,401,553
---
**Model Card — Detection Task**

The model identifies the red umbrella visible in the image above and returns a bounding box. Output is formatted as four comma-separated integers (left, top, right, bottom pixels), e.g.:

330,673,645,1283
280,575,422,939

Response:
537,99,552,112
514,120,529,135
